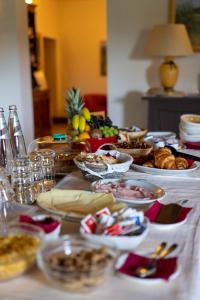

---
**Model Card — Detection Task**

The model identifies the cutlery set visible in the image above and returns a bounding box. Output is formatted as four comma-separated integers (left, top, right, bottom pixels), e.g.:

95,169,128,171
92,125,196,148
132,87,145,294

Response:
135,242,178,278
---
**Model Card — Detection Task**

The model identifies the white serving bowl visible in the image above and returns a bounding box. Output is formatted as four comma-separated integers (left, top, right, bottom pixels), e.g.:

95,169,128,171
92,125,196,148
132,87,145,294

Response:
81,217,149,251
179,126,200,142
180,114,200,135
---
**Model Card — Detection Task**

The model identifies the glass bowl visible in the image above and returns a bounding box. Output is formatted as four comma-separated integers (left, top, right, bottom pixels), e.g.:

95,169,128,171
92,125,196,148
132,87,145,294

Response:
0,222,44,281
37,235,115,292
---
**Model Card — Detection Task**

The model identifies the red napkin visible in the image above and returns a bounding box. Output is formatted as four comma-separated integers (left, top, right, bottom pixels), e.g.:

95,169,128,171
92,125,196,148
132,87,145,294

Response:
117,252,177,281
145,200,192,223
19,215,60,234
184,142,200,150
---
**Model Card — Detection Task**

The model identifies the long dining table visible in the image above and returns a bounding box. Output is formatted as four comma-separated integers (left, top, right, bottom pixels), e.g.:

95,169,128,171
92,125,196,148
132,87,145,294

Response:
1,149,200,300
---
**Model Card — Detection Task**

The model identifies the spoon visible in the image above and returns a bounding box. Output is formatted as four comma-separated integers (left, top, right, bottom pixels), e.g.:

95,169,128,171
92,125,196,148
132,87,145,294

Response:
135,243,178,278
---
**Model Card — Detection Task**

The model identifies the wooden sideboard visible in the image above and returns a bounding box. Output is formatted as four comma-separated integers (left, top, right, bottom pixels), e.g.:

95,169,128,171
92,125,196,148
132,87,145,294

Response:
142,94,200,136
33,89,51,138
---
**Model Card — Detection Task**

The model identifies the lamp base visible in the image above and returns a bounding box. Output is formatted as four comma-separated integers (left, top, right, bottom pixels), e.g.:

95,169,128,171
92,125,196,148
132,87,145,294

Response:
147,87,185,97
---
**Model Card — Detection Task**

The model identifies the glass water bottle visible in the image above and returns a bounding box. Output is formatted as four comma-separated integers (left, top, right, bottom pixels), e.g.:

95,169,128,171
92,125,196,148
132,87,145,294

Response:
0,107,14,174
8,105,27,158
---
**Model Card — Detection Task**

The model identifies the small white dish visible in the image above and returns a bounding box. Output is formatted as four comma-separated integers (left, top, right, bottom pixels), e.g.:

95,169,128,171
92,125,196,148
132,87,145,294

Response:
150,216,187,230
91,179,165,205
81,217,149,251
32,214,61,241
115,252,180,284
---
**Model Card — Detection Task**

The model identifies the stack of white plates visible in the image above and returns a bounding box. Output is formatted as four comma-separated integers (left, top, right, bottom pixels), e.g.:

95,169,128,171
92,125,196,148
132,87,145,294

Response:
179,114,200,142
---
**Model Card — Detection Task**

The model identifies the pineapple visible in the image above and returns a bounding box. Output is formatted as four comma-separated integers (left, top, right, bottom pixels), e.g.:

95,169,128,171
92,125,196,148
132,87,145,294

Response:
65,87,85,120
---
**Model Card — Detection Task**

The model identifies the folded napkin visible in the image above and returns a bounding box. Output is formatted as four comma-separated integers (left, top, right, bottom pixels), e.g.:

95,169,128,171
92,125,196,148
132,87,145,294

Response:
117,252,177,281
19,215,60,234
184,142,200,150
145,201,192,224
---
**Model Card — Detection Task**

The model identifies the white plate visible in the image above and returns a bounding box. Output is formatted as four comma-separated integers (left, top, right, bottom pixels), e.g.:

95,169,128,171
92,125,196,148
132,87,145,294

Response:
147,131,176,139
81,217,149,251
115,253,180,284
91,179,165,205
131,161,200,175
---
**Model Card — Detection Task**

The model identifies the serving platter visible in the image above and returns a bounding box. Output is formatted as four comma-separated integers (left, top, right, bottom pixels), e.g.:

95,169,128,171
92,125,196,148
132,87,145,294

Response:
91,179,165,205
131,161,200,175
36,189,126,222
146,131,176,139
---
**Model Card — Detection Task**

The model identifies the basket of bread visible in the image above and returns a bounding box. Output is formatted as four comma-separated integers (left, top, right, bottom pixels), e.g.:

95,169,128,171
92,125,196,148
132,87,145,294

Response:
115,141,153,158
73,149,133,179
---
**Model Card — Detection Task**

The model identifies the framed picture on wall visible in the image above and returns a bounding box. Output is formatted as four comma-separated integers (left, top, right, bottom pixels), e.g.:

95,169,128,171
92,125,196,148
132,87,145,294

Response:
100,41,107,76
168,0,200,52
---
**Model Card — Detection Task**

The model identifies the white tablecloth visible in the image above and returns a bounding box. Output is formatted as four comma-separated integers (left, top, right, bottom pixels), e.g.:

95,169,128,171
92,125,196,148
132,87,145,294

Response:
1,151,200,300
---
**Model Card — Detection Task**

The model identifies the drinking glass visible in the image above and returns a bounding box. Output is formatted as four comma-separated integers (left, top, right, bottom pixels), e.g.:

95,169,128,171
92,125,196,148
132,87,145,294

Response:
11,156,36,205
37,149,55,191
29,151,44,193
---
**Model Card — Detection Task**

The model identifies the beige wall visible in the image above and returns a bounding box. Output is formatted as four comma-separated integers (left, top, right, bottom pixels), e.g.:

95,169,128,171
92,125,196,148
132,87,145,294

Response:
0,0,33,145
35,0,62,117
58,0,107,108
35,0,107,118
107,0,200,128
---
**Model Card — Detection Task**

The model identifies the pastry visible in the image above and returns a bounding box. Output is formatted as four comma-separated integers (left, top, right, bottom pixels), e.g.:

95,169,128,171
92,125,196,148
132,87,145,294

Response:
175,157,188,169
143,147,189,170
143,160,154,168
155,153,176,169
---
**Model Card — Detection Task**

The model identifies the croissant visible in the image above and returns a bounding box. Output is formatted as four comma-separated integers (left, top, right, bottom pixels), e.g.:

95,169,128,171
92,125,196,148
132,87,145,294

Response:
154,147,171,159
175,157,188,169
155,153,176,169
143,160,154,168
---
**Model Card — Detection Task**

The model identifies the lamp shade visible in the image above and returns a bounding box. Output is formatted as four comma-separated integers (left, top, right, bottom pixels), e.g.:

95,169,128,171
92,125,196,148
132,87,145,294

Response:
145,24,193,57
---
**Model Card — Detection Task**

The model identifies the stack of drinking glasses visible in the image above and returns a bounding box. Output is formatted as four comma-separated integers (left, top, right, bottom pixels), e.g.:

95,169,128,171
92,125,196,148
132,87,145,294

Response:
11,156,36,205
36,149,56,191
0,105,57,206
0,166,36,232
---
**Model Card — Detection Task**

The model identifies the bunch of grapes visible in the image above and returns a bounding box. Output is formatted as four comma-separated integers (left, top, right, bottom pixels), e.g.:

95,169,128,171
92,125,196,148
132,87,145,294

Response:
100,126,118,137
89,115,113,129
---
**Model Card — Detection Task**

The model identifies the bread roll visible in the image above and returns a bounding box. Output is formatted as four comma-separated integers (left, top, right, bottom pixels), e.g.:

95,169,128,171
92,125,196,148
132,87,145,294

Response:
175,157,188,169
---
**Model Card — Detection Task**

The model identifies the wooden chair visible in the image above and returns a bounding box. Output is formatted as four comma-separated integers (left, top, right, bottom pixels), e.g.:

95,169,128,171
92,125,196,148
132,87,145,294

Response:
83,94,107,117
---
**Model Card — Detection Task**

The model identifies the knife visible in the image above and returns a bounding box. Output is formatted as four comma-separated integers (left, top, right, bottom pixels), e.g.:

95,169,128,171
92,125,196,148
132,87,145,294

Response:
167,145,200,162
155,203,182,224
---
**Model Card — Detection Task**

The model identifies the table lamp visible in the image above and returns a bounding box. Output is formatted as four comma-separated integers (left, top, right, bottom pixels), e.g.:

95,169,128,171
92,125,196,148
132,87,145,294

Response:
145,24,193,95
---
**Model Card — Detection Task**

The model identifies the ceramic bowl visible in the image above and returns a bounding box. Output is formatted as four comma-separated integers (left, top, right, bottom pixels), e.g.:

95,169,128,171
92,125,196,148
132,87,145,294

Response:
81,217,149,251
180,114,200,135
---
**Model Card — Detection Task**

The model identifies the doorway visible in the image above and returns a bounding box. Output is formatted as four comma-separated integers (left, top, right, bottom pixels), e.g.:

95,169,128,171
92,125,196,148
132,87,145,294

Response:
44,37,57,120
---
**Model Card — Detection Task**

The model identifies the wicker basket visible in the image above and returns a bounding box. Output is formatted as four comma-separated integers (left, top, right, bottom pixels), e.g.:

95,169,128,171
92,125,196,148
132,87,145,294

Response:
73,150,133,179
102,142,153,158
119,128,147,140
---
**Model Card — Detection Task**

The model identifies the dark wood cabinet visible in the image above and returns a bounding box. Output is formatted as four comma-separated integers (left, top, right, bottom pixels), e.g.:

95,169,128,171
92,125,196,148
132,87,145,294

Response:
33,89,51,138
143,95,200,136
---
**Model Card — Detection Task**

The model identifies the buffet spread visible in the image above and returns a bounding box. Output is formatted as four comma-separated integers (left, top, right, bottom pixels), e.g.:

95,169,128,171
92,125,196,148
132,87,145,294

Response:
1,89,200,300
